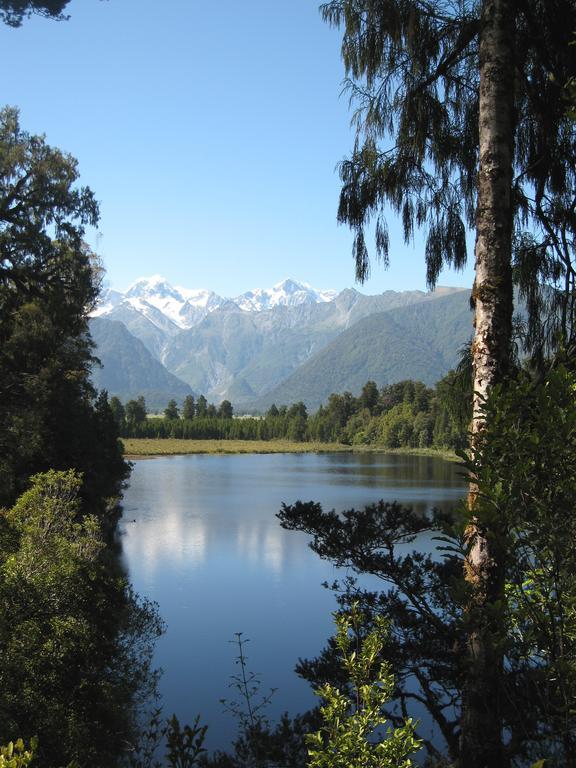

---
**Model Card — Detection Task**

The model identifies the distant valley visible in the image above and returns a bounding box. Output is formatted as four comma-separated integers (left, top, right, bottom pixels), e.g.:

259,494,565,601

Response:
90,277,472,411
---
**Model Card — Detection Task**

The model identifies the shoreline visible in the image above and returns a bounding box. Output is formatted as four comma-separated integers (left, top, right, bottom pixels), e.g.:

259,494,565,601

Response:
122,438,460,462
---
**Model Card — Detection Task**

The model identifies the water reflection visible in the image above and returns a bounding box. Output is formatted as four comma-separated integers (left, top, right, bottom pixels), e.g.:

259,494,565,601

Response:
121,451,465,751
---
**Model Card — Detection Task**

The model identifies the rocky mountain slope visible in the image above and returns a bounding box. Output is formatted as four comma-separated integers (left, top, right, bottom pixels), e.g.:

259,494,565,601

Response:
89,277,471,410
89,317,193,410
247,290,473,411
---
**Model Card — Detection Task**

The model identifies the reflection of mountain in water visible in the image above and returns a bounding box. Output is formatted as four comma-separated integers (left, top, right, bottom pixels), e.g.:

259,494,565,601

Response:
123,509,298,578
121,452,464,581
120,451,466,752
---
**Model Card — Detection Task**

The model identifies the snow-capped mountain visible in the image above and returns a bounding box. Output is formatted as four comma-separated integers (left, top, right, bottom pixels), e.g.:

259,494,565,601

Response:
234,279,337,312
90,282,472,411
94,276,337,330
91,288,125,317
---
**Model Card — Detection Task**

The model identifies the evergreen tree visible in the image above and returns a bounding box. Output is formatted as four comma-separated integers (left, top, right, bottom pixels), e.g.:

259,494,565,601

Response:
164,399,180,421
125,396,147,427
0,107,128,518
218,399,233,419
182,394,196,421
109,395,126,431
196,395,208,418
320,2,576,764
359,380,379,415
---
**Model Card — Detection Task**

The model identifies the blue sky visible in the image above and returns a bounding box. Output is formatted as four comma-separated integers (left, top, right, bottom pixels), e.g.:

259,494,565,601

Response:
2,0,475,296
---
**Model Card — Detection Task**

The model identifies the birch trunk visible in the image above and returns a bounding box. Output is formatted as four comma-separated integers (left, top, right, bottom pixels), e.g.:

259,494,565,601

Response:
459,0,515,765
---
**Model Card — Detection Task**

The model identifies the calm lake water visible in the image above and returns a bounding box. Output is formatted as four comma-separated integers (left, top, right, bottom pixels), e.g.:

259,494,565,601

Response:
120,451,466,751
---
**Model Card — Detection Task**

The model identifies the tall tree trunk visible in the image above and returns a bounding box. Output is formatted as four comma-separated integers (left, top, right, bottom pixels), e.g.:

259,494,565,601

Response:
460,1,515,766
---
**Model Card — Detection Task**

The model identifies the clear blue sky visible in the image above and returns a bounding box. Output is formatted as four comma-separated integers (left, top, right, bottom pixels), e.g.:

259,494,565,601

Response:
2,0,475,296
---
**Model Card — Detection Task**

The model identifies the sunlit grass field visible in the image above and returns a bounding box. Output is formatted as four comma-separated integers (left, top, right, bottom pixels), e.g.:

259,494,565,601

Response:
122,438,458,460
122,438,353,456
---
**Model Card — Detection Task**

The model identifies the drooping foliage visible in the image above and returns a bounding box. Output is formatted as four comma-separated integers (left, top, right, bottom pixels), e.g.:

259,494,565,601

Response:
0,0,71,25
322,0,576,360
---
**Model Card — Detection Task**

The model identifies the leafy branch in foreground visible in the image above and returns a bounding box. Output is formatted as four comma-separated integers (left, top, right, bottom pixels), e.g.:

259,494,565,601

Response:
279,365,576,766
278,500,465,764
307,605,421,768
0,739,36,768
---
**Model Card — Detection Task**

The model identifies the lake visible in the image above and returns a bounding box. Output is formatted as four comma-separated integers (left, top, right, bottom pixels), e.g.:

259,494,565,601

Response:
120,451,466,752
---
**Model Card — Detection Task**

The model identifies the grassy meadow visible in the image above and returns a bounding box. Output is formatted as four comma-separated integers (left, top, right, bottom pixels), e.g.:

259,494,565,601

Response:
122,437,459,460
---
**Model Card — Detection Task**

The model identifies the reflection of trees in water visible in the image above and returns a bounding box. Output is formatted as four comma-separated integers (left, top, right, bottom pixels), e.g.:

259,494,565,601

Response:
321,453,463,487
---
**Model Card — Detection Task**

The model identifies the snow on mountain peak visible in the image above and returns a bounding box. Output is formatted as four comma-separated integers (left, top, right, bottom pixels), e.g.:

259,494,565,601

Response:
93,276,337,328
234,279,337,312
126,275,182,300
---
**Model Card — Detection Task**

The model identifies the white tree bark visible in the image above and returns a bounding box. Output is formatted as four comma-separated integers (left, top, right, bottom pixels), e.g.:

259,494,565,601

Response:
460,1,515,766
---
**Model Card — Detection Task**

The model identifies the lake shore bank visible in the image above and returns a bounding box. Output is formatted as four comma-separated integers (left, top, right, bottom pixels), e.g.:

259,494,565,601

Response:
122,438,459,462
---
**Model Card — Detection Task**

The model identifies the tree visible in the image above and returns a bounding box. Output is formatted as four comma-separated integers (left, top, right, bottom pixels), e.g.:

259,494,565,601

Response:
0,0,72,26
196,395,208,418
322,0,575,330
279,367,576,766
319,2,576,764
307,606,421,768
0,471,162,767
461,3,515,762
182,395,196,421
287,401,307,420
126,396,147,427
0,107,128,518
164,399,180,421
465,366,576,765
359,380,379,415
109,395,126,430
218,399,233,419
279,499,465,764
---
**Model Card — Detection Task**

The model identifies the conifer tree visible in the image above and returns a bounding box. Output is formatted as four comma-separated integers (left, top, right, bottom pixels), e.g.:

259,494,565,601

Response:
164,399,180,421
0,107,128,518
182,394,196,421
1,0,71,26
321,2,576,765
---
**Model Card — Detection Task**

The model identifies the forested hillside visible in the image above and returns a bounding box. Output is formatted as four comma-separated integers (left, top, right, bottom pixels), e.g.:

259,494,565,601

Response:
250,290,472,410
90,317,194,410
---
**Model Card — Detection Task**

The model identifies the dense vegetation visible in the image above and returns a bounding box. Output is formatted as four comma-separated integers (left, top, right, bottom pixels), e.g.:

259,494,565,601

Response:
0,108,161,767
0,471,162,767
316,0,576,764
116,374,468,451
279,365,576,766
0,107,129,523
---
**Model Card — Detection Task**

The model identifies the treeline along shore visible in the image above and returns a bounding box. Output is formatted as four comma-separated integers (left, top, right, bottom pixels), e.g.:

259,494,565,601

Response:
112,372,469,453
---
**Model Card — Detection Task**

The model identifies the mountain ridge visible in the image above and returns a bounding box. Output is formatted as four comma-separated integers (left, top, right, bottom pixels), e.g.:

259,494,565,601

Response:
93,276,340,332
245,290,473,411
88,278,472,410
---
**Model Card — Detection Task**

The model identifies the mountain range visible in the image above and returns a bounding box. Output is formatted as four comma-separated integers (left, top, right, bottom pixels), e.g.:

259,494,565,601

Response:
90,276,473,411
